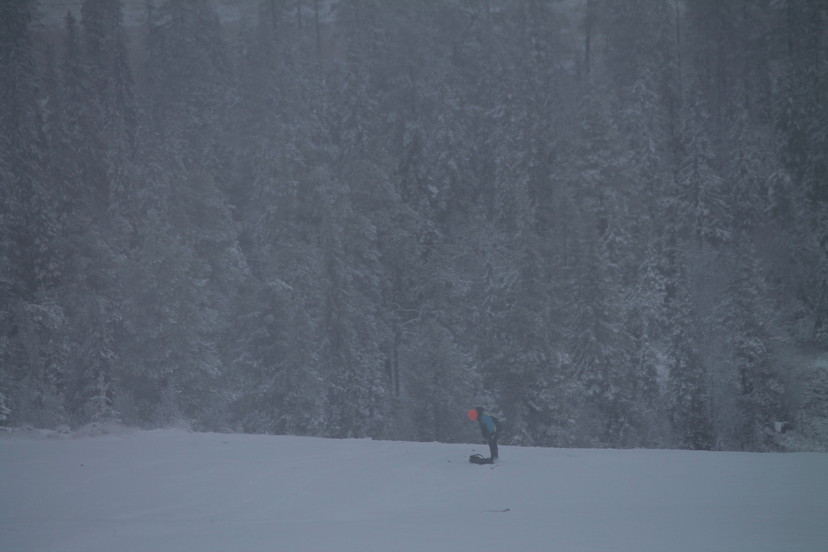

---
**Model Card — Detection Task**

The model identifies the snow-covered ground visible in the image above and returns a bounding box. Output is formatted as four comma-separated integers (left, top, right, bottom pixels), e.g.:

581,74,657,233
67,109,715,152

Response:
2,428,826,552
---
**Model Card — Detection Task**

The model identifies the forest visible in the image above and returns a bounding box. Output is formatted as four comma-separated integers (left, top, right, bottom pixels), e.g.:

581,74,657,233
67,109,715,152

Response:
1,0,826,451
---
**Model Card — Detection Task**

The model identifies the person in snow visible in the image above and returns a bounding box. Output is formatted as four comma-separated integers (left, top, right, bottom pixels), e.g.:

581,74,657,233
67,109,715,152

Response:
469,407,499,462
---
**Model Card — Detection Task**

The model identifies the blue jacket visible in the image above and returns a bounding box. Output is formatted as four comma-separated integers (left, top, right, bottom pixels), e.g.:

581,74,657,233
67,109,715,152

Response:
478,413,497,440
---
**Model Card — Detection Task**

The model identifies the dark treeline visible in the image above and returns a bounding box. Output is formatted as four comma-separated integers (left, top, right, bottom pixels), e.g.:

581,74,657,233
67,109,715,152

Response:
1,0,826,451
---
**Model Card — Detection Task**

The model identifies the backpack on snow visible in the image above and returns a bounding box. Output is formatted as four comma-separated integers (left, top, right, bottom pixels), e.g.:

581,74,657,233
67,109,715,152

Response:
469,453,493,464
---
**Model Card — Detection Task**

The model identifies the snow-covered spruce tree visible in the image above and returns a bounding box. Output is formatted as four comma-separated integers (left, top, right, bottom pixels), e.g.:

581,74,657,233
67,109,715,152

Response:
78,0,139,224
219,8,328,436
81,0,136,154
680,0,756,145
601,0,677,102
772,0,828,350
0,0,43,278
503,250,574,448
714,234,785,450
0,0,74,427
400,318,477,443
473,230,560,446
483,147,553,445
317,170,389,439
674,93,731,245
627,239,675,447
665,262,714,451
225,276,323,436
311,5,408,439
114,206,198,425
774,0,827,207
0,389,10,425
723,112,780,235
598,3,680,448
6,25,70,427
47,0,138,426
115,160,246,428
468,3,574,440
118,0,244,428
565,233,636,448
560,80,662,448
143,0,231,163
797,359,828,450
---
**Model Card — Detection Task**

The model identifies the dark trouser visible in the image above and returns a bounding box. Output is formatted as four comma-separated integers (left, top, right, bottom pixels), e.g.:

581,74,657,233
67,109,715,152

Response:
488,435,498,461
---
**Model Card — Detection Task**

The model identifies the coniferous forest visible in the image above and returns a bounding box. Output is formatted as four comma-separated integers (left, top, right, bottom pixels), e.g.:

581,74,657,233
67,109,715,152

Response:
1,0,826,451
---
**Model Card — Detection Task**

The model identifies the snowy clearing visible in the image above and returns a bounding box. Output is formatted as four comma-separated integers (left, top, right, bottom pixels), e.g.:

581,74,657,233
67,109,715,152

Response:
1,429,826,552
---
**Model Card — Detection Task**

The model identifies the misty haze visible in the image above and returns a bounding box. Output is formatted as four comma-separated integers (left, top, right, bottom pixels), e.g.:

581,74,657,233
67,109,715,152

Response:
2,0,828,550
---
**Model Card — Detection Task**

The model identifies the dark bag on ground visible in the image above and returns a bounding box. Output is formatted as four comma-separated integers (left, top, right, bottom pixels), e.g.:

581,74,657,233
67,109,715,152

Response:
469,453,493,465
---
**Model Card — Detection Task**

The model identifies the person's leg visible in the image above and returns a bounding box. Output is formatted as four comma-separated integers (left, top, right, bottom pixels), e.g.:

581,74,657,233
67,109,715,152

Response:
488,437,498,461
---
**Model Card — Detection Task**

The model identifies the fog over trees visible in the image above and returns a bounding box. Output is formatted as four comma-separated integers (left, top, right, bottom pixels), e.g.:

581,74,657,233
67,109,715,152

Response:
1,0,826,451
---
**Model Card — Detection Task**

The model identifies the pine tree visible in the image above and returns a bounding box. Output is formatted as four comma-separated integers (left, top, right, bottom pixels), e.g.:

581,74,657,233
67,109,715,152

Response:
115,205,220,425
11,0,145,426
724,113,778,234
144,0,231,160
773,0,828,350
80,0,136,165
225,277,322,435
665,268,714,450
715,234,785,450
0,0,69,426
400,319,476,443
566,235,635,447
0,0,46,299
774,0,827,205
674,94,731,244
317,172,389,438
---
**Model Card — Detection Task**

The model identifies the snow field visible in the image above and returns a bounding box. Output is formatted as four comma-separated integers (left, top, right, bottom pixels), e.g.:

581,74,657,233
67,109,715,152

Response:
1,429,826,551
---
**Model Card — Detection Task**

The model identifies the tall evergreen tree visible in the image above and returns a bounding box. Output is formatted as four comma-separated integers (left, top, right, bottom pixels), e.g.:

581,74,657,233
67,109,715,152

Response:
0,0,66,426
317,170,389,438
674,95,731,244
666,268,713,450
715,234,785,449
